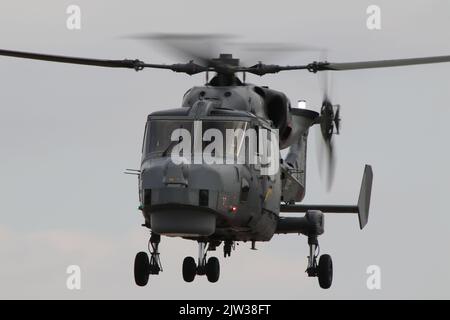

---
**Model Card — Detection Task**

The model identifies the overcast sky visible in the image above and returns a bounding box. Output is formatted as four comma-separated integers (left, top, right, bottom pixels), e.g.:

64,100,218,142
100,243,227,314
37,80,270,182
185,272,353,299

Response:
0,0,449,299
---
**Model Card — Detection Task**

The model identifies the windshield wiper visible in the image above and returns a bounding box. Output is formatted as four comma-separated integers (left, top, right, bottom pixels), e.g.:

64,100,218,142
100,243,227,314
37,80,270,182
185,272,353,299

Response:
162,136,183,157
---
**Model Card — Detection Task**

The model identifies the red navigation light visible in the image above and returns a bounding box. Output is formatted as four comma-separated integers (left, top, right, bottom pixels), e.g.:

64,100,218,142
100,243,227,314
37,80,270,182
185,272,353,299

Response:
230,206,238,213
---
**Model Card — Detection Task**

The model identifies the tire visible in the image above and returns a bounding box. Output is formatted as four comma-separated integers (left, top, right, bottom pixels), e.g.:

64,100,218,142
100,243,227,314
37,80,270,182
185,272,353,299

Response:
318,254,333,289
182,256,197,282
206,257,220,283
134,252,150,286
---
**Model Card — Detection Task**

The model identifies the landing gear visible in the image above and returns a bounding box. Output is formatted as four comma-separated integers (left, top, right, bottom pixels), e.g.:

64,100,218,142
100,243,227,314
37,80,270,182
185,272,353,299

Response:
206,257,220,283
134,251,150,286
318,254,333,289
182,242,220,283
148,233,163,275
306,235,333,289
182,256,197,282
224,240,233,258
133,232,163,287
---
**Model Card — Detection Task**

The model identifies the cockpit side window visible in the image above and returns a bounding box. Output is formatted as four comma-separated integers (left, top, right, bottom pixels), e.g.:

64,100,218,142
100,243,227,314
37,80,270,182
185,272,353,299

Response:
142,122,148,154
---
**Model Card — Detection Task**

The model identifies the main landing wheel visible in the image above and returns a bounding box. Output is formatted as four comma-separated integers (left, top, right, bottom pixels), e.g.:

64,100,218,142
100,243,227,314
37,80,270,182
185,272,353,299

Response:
182,256,197,282
318,254,333,289
134,251,150,286
206,257,220,283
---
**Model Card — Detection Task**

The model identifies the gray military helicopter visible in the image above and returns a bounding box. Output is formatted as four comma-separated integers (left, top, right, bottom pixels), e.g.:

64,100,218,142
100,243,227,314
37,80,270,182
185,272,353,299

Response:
1,42,450,289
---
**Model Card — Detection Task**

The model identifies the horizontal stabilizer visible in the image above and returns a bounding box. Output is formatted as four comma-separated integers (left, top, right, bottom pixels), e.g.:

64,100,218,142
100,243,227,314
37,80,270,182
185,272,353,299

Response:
280,165,373,229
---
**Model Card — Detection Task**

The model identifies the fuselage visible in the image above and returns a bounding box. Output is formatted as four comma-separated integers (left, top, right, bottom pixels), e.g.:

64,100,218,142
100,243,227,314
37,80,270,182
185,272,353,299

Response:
138,77,311,242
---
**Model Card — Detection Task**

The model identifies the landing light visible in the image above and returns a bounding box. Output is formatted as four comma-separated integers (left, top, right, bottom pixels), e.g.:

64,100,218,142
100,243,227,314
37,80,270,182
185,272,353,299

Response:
230,206,238,213
297,100,307,109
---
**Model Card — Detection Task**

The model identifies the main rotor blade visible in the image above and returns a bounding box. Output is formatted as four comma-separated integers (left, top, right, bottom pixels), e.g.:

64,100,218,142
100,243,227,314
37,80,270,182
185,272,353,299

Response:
245,55,450,75
315,55,450,71
0,48,146,69
0,49,207,74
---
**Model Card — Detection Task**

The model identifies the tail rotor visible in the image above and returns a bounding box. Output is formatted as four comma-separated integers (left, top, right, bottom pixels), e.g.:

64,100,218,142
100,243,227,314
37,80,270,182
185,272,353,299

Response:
317,60,341,190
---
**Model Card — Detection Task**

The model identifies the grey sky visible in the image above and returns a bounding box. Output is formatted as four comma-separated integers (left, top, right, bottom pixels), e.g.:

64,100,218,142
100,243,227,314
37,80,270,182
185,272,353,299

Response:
0,0,449,299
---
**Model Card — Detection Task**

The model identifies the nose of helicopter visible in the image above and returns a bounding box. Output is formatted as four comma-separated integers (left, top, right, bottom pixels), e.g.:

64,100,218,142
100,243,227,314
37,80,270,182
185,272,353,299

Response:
140,158,241,237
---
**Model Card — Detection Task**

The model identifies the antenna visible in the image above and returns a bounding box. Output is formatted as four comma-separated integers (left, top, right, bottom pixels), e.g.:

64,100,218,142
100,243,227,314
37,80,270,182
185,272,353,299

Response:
124,168,140,176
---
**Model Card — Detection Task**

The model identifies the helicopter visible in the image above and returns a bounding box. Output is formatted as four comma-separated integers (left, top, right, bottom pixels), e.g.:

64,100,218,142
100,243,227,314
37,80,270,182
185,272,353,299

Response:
1,43,450,290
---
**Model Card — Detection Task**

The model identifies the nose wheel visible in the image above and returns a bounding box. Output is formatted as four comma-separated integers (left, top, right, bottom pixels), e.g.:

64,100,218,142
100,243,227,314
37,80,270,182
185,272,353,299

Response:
182,242,220,283
206,257,220,283
134,233,163,287
182,256,197,282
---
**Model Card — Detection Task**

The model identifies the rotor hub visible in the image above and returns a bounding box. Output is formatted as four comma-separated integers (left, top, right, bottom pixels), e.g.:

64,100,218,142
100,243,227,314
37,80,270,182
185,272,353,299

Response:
211,54,240,67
